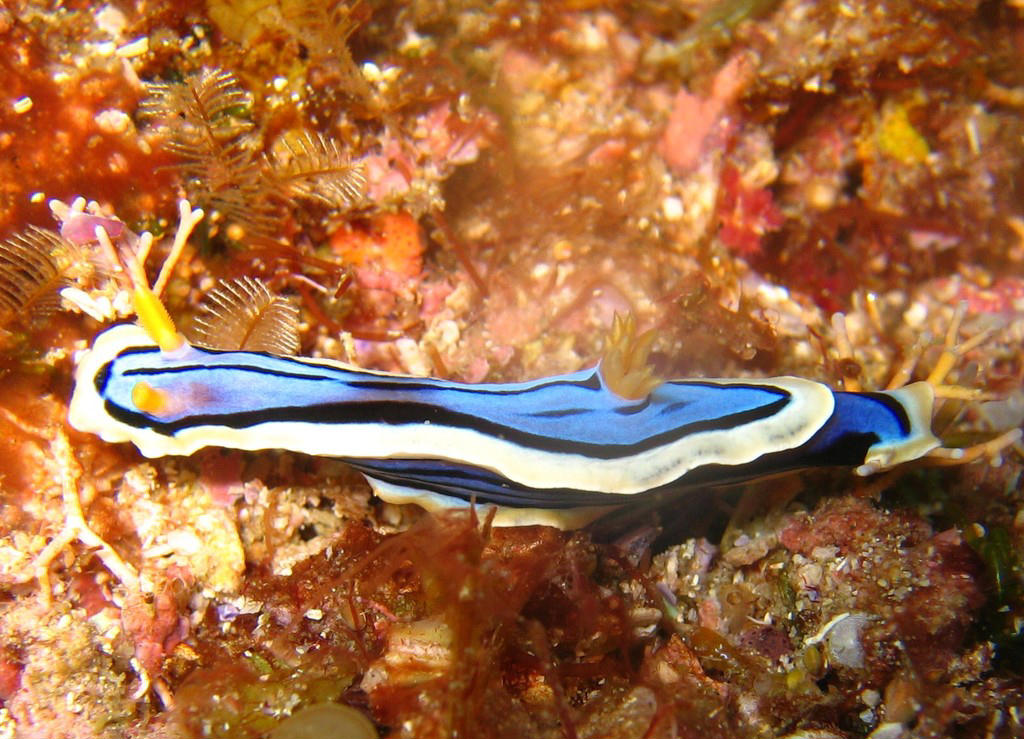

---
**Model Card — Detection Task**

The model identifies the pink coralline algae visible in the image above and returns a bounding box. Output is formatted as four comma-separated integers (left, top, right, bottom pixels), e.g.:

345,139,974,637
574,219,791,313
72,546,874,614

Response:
943,276,1024,315
657,55,749,175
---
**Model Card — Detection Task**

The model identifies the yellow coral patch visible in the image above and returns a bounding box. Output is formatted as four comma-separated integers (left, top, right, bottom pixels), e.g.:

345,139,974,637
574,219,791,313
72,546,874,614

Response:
875,102,930,165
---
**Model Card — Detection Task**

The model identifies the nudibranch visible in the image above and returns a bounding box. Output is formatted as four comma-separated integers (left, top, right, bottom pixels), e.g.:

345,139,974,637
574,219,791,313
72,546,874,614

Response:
68,313,940,528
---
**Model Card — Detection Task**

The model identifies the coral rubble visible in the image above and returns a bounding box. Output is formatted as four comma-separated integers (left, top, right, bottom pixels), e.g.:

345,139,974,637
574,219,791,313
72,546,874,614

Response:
0,1,1021,738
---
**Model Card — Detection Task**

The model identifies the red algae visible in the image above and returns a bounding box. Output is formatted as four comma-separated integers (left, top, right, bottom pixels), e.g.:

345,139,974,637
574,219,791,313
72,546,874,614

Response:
0,1,1021,738
0,12,177,235
716,163,785,257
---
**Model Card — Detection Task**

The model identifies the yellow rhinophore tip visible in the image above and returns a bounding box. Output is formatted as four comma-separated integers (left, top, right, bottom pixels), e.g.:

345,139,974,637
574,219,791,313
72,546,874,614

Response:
133,284,184,352
131,381,170,416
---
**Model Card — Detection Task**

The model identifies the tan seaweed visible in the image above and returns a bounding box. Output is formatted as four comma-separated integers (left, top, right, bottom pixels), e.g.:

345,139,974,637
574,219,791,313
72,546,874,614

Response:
188,276,301,355
140,68,364,241
0,227,76,329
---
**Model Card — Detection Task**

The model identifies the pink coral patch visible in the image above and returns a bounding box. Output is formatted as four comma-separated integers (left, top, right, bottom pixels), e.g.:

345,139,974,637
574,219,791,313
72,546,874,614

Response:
657,55,749,175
